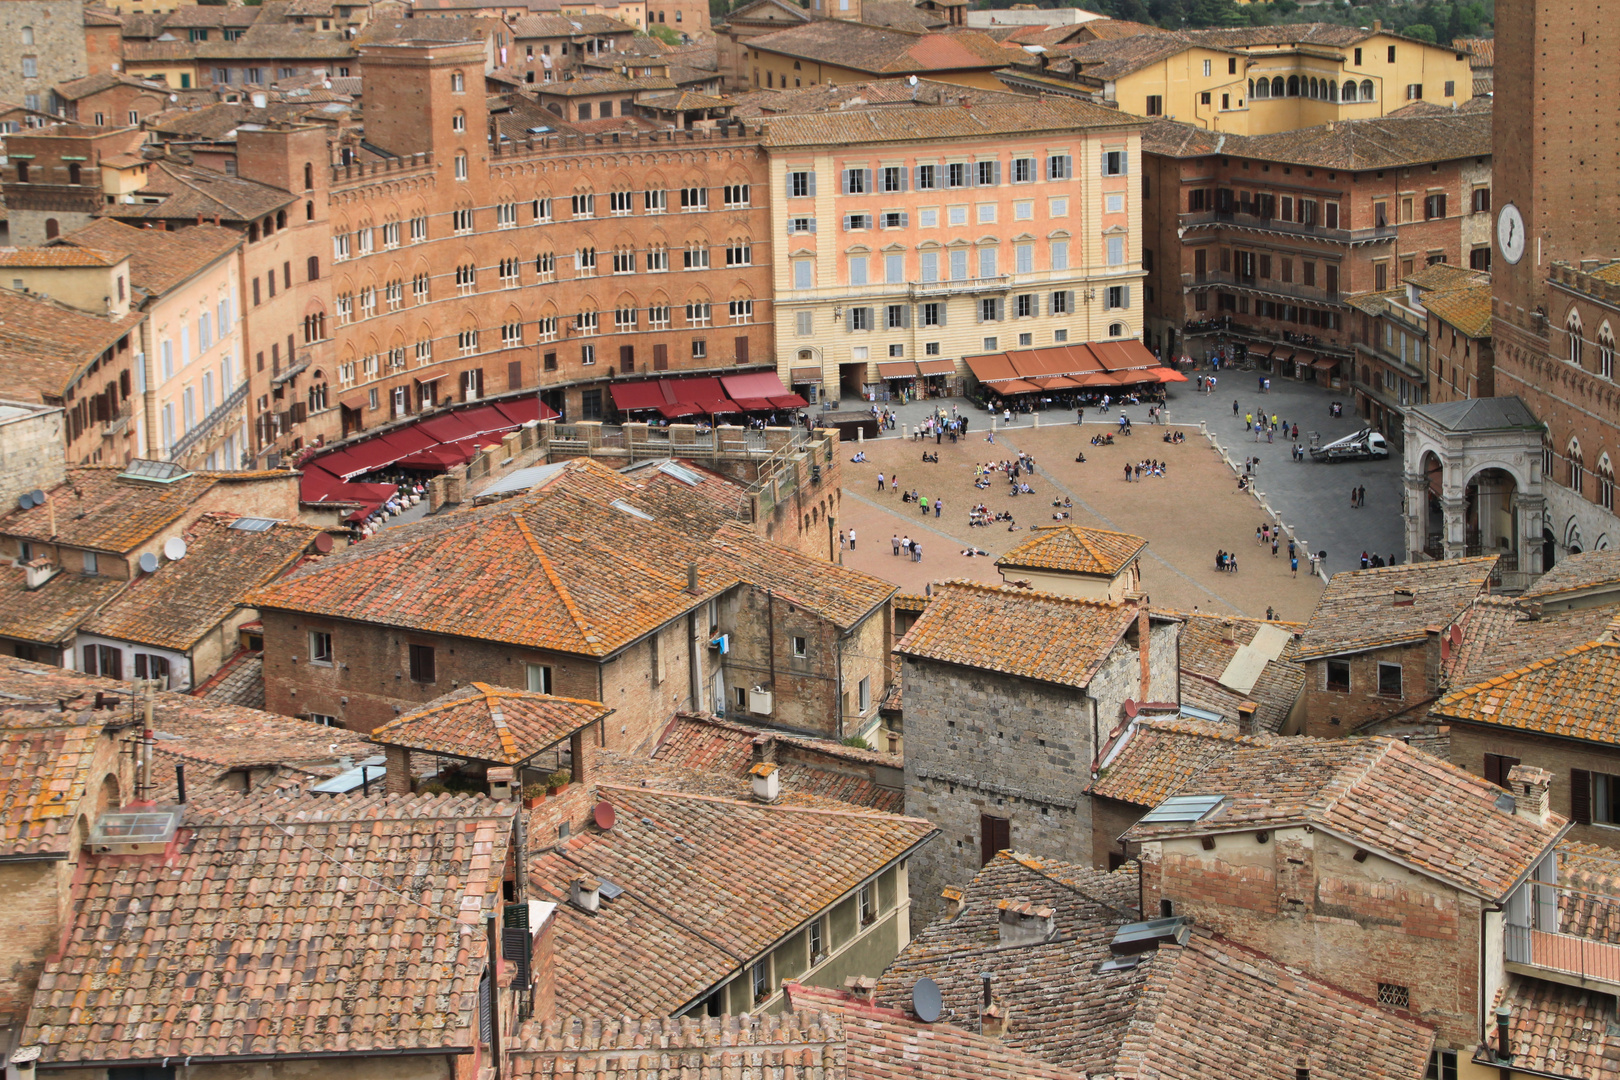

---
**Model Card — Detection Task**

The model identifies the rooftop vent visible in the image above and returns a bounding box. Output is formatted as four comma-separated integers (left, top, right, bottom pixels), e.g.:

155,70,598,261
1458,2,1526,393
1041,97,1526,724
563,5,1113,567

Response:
749,761,780,803
1109,916,1190,957
1139,793,1225,824
21,556,56,591
570,875,601,913
88,806,183,855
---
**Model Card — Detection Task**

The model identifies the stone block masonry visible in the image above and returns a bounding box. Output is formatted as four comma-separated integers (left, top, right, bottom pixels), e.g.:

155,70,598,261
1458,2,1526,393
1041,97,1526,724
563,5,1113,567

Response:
0,401,65,508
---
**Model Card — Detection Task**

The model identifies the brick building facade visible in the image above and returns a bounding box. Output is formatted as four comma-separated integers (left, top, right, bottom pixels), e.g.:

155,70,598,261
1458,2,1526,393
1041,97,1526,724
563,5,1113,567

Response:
0,0,87,114
1140,110,1491,376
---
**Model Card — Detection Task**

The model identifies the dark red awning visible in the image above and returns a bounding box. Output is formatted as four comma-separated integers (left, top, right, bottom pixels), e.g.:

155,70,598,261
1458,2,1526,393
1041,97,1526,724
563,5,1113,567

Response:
612,382,670,411
770,394,808,408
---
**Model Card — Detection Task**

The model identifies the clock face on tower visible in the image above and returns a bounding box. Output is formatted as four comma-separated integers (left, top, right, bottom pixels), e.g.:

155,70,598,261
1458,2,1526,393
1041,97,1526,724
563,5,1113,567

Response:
1498,203,1527,265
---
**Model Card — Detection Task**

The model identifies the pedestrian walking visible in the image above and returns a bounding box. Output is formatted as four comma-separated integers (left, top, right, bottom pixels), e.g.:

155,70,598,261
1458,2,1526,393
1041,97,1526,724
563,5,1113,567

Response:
1233,399,1240,416
913,541,922,562
892,533,900,556
1357,485,1366,508
1350,487,1357,509
1256,525,1263,545
1291,556,1299,578
1266,606,1275,621
877,472,885,491
1124,463,1132,482
1288,539,1296,559
919,495,929,516
934,497,943,518
1272,538,1279,557
901,535,911,557
839,529,846,550
1245,412,1253,430
848,528,856,550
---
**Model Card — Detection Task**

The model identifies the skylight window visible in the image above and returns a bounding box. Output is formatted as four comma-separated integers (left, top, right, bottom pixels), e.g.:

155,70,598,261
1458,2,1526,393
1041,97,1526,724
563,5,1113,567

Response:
1139,794,1226,824
119,459,191,483
657,461,705,486
610,498,653,521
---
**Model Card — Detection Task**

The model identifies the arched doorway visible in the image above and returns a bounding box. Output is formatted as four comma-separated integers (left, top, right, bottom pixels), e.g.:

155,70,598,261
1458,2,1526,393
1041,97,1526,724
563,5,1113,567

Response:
1420,451,1444,559
1465,467,1519,567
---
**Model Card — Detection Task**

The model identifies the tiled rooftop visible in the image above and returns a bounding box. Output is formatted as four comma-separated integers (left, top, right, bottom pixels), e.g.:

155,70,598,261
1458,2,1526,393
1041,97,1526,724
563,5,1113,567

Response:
0,290,145,404
1493,976,1620,1080
873,850,1428,1077
995,524,1147,578
1441,595,1616,690
0,712,109,858
0,566,125,646
785,983,1085,1080
1421,283,1493,338
192,647,266,710
1294,556,1498,660
22,790,516,1065
761,93,1135,148
895,580,1140,690
509,1012,846,1080
528,785,935,1016
0,247,124,268
650,713,904,812
1122,736,1564,900
747,22,1013,76
372,682,611,765
117,160,298,224
61,219,241,298
0,466,219,553
1522,549,1620,600
1433,641,1620,747
1141,109,1492,170
1168,610,1305,733
80,515,318,652
1091,718,1268,809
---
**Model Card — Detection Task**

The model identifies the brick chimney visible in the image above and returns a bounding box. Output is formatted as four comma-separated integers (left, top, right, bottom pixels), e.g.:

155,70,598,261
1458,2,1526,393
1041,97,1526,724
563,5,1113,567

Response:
1507,764,1553,824
843,975,877,1003
996,899,1056,946
1137,605,1152,701
1236,701,1257,736
982,1001,1013,1038
749,761,780,803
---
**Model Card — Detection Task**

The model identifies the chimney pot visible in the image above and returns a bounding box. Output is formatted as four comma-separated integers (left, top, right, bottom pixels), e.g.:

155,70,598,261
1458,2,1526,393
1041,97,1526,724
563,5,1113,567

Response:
942,886,965,919
843,975,877,1002
1236,701,1257,736
487,765,515,800
981,1002,1012,1038
749,761,780,803
1506,764,1553,824
570,875,601,912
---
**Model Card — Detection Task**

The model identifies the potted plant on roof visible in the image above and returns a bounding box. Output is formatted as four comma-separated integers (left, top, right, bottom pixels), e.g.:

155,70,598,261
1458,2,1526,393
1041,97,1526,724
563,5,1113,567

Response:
547,768,571,796
522,782,548,810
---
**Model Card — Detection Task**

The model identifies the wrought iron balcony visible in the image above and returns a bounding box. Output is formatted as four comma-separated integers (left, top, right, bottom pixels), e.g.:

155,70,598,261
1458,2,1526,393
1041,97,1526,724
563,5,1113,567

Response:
1504,845,1620,995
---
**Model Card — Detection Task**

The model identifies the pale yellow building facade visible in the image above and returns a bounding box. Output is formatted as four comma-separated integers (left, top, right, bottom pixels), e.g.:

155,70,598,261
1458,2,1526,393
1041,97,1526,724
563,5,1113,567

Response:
1093,30,1475,135
761,98,1146,398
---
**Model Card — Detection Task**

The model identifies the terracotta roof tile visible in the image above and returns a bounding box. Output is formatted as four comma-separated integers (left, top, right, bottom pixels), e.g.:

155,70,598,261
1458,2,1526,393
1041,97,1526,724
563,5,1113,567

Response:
61,219,241,297
1491,976,1620,1080
0,291,146,404
761,94,1136,147
1295,556,1497,660
1421,283,1493,337
22,790,515,1065
1123,736,1564,900
1090,717,1269,809
651,713,904,812
1441,595,1616,689
509,12,633,36
895,580,1139,690
1522,549,1620,600
0,566,125,646
996,524,1147,577
528,785,935,1016
509,1012,846,1079
1454,36,1493,66
0,713,107,858
0,466,221,553
0,247,124,268
1433,640,1620,746
746,22,1014,77
80,515,319,652
373,682,610,765
191,647,266,709
116,160,297,224
1141,109,1492,170
785,984,1084,1080
1167,610,1305,732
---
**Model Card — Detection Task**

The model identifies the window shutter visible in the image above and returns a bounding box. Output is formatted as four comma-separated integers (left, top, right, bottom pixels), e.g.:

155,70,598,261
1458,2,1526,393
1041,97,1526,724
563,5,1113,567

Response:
976,300,985,324
841,169,852,194
1067,289,1077,312
735,335,749,362
938,301,947,327
862,168,873,194
897,168,908,193
992,161,1002,186
901,305,911,328
1119,151,1128,175
1572,769,1593,825
478,974,493,1044
899,211,910,228
993,298,1003,321
809,218,818,233
862,306,874,331
502,926,531,988
843,214,853,232
846,308,856,332
806,171,816,196
1034,294,1042,317
1121,285,1131,309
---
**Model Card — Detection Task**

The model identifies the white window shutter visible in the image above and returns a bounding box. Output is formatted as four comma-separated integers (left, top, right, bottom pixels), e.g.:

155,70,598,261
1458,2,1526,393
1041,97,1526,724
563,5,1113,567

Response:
808,171,817,196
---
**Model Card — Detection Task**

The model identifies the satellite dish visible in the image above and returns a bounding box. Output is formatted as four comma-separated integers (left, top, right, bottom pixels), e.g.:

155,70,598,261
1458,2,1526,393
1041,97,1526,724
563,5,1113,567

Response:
138,552,160,574
912,977,942,1023
30,489,45,505
908,75,918,86
313,532,334,554
17,493,34,510
163,537,187,561
1449,625,1463,647
1124,698,1139,718
593,800,616,831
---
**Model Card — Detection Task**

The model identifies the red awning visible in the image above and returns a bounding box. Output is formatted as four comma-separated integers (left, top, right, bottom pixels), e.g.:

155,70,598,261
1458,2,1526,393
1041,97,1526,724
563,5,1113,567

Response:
729,397,776,411
770,394,809,408
1312,357,1339,372
451,404,513,436
371,427,439,456
494,397,556,424
394,445,477,469
1109,369,1155,384
965,353,1019,384
298,463,349,503
720,371,794,401
916,358,956,377
1091,339,1160,372
988,379,1042,395
415,411,488,444
1148,366,1189,383
339,395,367,412
1034,376,1081,389
876,361,919,379
309,441,403,481
666,376,727,405
611,381,671,411
658,402,703,419
696,398,732,415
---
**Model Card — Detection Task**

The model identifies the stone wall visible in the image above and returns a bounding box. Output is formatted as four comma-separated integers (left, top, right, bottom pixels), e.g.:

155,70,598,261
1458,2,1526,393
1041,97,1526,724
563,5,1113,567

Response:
0,401,65,508
0,0,86,109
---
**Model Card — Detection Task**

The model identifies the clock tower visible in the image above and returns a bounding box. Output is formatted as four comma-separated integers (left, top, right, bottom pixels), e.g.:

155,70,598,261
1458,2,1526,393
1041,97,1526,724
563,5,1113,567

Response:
1492,0,1620,326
